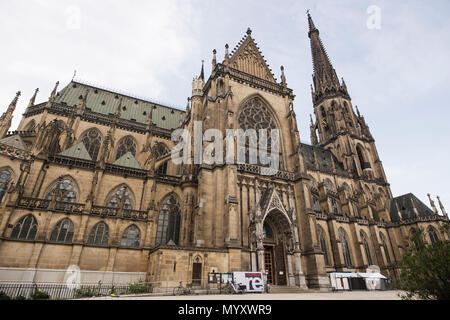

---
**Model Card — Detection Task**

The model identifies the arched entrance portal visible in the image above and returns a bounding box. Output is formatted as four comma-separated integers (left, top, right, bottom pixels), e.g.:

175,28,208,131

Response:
250,186,307,289
262,210,292,285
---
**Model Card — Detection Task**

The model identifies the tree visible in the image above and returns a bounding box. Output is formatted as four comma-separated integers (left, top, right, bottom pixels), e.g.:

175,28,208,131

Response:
397,222,450,300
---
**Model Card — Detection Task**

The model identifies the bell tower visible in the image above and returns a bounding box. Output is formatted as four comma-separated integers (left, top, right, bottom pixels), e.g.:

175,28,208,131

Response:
307,13,390,190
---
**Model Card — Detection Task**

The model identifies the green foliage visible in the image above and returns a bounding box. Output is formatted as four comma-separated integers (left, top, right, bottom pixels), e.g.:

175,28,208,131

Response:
31,287,50,300
75,287,96,298
129,281,151,294
397,222,450,300
14,295,27,300
109,285,116,295
0,291,11,300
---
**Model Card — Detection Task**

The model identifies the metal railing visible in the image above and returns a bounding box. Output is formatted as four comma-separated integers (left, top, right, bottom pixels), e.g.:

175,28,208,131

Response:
0,278,241,300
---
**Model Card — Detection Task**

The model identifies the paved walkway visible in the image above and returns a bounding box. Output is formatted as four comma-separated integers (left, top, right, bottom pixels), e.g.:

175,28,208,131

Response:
84,290,403,300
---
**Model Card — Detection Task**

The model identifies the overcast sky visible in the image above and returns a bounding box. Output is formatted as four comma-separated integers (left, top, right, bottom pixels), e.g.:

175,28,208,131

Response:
1,0,449,210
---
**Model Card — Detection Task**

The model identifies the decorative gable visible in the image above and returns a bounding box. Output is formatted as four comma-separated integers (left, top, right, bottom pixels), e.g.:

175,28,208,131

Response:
229,30,276,83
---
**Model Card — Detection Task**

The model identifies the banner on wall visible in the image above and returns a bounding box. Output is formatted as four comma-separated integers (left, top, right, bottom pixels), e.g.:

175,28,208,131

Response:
232,272,264,293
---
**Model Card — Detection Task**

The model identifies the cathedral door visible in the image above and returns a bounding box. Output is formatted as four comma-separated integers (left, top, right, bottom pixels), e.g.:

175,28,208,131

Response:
192,263,202,286
274,242,287,285
264,246,275,284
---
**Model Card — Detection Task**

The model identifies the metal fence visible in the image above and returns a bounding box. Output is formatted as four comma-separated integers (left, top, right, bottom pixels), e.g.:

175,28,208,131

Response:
0,282,152,300
0,279,233,300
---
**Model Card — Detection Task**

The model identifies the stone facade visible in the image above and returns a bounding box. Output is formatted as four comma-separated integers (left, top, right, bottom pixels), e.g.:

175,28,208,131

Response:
0,14,447,289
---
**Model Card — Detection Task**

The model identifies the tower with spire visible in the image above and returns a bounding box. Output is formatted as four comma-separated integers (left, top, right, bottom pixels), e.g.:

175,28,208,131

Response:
307,13,390,191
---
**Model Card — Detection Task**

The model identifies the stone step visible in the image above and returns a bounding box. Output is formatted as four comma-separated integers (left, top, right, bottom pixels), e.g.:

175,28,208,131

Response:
268,286,310,294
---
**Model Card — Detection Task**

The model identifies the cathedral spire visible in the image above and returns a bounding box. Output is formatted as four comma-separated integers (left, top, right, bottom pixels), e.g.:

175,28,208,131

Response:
307,13,341,95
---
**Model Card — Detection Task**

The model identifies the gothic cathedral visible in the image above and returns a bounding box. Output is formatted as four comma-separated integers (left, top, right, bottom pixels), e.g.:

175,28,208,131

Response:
0,14,447,290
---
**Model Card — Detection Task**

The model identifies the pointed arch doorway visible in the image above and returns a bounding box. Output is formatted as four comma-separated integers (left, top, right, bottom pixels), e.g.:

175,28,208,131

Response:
261,210,291,286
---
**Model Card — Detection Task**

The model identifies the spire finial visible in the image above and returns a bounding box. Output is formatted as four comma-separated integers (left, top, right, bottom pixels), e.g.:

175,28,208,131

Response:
199,60,205,81
437,196,447,217
427,194,439,215
224,44,230,64
49,81,59,103
212,49,217,70
280,65,287,86
28,88,39,108
246,27,252,36
6,91,21,115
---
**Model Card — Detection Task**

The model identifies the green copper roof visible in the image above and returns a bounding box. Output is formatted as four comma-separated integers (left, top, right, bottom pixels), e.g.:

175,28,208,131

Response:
55,81,185,131
0,135,28,151
59,142,92,160
113,152,142,169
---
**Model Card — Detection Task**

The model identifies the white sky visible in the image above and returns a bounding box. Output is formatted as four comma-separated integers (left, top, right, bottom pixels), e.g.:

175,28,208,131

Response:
1,0,449,210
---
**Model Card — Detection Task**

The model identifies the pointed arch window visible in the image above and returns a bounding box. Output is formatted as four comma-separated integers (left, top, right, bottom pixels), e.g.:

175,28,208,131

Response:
428,227,439,244
50,219,74,243
115,136,137,160
45,178,78,211
238,97,278,151
10,215,38,241
155,195,181,246
380,232,391,265
318,227,330,266
339,228,353,267
87,222,109,246
0,169,12,203
121,225,140,248
81,129,102,160
360,231,373,266
312,195,320,212
357,145,371,169
105,185,133,216
331,198,339,214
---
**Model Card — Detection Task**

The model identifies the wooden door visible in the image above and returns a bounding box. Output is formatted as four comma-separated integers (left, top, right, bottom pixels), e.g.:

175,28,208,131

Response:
274,242,287,285
192,263,202,286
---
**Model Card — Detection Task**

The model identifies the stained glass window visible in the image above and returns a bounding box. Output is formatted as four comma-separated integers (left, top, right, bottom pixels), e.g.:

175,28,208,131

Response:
105,186,133,216
87,222,109,246
0,170,12,203
238,97,277,150
10,215,38,240
50,219,74,243
81,129,102,160
155,195,181,246
339,228,352,267
121,225,140,248
115,136,137,160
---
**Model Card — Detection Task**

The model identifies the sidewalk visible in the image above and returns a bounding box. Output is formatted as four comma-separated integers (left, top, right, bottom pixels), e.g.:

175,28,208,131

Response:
82,290,403,300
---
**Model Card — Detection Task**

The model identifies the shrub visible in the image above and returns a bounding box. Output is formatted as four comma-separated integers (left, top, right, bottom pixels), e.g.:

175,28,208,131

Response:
0,292,11,300
75,287,96,299
396,222,450,300
129,281,151,294
31,288,50,300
